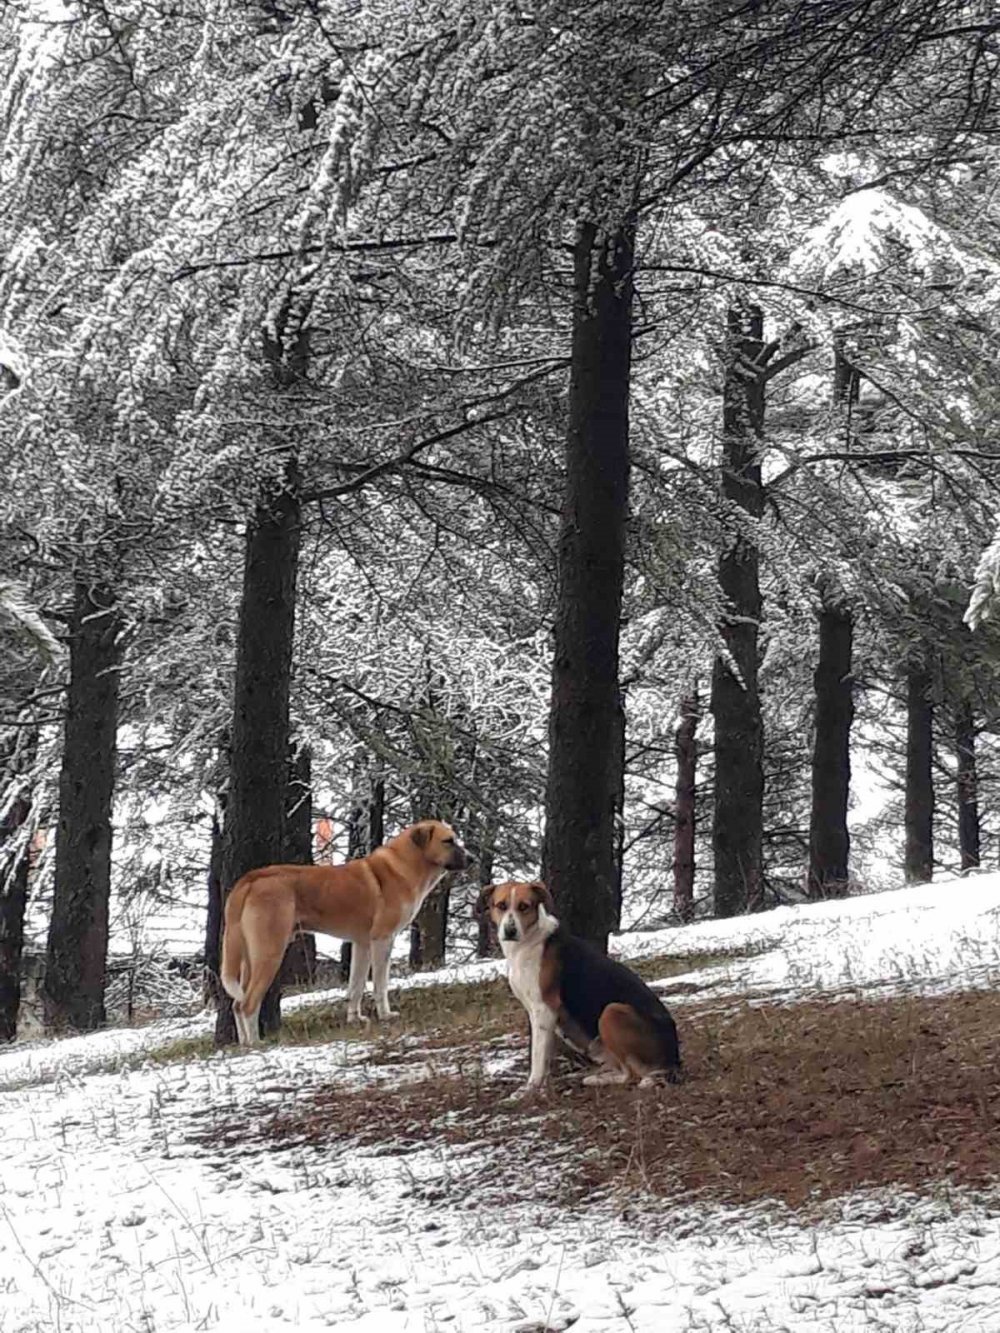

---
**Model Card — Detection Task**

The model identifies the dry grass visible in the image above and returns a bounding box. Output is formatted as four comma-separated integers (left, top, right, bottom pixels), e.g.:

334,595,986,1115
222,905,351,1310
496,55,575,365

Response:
191,989,1000,1213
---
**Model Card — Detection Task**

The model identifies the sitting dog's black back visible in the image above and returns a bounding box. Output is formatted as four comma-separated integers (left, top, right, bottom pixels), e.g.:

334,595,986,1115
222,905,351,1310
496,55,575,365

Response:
554,929,682,1074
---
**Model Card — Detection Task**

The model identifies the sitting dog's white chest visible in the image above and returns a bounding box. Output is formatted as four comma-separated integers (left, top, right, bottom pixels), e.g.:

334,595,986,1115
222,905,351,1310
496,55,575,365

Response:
504,938,547,1013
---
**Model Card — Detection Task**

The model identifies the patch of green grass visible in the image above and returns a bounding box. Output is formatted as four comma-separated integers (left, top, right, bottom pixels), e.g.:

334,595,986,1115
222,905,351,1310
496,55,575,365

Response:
629,947,759,984
141,1034,218,1065
281,974,519,1050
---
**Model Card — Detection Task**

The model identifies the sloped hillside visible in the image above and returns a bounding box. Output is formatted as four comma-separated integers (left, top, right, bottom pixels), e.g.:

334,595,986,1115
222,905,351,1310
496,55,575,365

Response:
3,873,1000,1331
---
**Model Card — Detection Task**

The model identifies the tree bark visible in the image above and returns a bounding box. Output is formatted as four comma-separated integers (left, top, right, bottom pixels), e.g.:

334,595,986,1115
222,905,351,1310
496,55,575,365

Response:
0,745,32,1042
474,817,499,958
281,742,315,988
711,303,765,918
807,591,854,898
904,663,934,884
43,577,121,1031
611,690,626,932
672,692,698,923
543,216,634,952
204,801,226,1008
409,878,449,968
955,699,980,872
216,466,300,1045
409,692,458,968
342,775,384,981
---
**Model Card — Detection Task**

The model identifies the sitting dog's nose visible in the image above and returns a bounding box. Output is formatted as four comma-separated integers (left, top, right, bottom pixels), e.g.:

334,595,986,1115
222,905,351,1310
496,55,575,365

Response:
502,922,518,941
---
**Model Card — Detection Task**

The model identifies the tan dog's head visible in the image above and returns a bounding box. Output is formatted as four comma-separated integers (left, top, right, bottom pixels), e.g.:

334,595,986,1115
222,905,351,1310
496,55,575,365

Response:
409,820,469,871
480,880,556,944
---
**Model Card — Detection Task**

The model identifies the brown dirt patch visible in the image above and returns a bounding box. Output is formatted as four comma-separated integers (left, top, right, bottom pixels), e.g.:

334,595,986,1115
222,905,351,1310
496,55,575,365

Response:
192,989,1000,1212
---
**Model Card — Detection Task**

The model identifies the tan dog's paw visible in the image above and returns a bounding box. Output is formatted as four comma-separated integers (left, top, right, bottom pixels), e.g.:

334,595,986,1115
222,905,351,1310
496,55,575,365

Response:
376,1009,400,1021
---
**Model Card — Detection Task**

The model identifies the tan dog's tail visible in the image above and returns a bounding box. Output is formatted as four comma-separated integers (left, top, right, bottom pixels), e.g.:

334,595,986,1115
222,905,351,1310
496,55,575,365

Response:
220,880,250,1002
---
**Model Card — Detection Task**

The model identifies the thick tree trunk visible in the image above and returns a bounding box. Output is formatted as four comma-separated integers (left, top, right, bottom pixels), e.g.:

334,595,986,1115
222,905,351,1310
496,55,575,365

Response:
0,751,32,1042
807,592,854,898
711,303,765,918
43,578,121,1031
281,742,315,988
904,663,934,884
672,692,698,923
955,699,980,872
543,217,634,952
216,467,300,1045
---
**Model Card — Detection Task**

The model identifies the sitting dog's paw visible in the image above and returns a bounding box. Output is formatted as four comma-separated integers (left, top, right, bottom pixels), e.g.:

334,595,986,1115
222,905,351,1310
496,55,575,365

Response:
346,1012,371,1027
376,1009,400,1021
505,1082,548,1104
582,1070,631,1087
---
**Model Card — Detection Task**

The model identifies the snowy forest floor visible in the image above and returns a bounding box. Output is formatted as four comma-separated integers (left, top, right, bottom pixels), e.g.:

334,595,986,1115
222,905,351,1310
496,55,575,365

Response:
4,875,1000,1331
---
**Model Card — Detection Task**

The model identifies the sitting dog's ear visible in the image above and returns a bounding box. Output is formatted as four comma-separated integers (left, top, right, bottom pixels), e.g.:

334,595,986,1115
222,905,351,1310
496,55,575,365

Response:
530,881,556,914
474,885,495,919
411,824,431,850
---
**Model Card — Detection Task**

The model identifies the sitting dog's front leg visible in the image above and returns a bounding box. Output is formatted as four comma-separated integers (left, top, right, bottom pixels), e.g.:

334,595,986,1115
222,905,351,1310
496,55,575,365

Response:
524,1006,557,1092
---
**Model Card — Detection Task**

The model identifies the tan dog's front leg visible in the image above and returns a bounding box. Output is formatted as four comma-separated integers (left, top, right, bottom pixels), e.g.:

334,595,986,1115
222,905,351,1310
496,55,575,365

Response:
346,941,372,1023
370,936,398,1020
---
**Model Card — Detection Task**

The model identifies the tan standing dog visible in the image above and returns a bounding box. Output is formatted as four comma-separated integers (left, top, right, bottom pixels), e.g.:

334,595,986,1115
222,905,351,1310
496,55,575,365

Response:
221,821,468,1044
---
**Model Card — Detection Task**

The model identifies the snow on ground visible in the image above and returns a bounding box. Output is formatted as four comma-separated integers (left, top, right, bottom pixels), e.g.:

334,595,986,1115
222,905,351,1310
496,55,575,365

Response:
4,872,1000,1331
618,869,1000,1005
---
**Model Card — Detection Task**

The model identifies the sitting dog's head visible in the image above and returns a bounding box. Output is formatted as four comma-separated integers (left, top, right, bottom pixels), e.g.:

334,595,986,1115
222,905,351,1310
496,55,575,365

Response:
409,820,469,871
480,880,557,943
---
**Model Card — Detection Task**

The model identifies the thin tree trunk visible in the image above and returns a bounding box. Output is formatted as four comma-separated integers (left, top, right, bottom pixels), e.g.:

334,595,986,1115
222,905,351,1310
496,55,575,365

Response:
904,662,934,884
0,739,32,1042
216,466,301,1045
410,881,449,969
543,216,634,952
833,338,860,439
204,800,226,1009
409,691,457,968
342,775,384,981
955,699,980,871
672,692,698,923
807,590,854,898
611,691,626,932
475,817,499,958
711,303,765,918
281,742,315,988
43,577,121,1031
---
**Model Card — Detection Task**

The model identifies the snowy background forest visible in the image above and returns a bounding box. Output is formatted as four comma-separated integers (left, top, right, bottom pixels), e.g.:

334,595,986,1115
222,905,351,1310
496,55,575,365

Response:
1,1,1000,1026
5,4,1000,1331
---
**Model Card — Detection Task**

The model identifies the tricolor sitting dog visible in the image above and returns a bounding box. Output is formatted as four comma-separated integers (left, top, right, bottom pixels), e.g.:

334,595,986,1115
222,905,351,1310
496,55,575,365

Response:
482,880,682,1094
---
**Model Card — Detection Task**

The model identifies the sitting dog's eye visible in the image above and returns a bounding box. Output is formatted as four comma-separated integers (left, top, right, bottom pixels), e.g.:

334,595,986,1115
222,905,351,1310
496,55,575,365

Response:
442,836,454,844
516,902,529,912
495,901,507,911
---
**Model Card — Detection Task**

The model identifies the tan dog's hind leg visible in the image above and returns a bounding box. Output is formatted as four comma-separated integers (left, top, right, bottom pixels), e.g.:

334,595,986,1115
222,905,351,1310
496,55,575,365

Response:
236,892,296,1046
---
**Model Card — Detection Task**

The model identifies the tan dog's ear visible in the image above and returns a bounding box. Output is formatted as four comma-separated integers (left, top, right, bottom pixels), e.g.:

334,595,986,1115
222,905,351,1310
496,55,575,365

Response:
530,881,555,914
474,884,495,919
411,824,431,850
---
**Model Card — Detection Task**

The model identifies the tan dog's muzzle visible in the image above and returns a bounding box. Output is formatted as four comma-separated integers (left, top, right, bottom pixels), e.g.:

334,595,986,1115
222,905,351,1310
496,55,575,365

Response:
449,843,470,871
